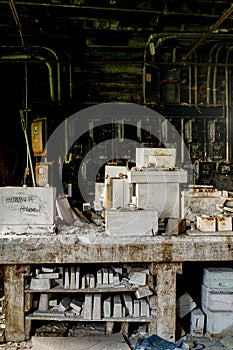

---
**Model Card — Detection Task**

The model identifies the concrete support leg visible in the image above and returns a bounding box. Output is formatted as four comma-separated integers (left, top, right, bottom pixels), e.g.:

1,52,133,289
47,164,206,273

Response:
25,318,32,340
121,322,129,335
4,264,26,341
106,321,114,334
156,263,182,342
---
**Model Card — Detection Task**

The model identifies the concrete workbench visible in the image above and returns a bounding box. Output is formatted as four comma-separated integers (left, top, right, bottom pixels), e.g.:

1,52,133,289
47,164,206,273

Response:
2,232,233,342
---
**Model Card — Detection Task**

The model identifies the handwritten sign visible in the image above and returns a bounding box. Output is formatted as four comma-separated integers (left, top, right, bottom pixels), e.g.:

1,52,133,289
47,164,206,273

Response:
0,187,56,226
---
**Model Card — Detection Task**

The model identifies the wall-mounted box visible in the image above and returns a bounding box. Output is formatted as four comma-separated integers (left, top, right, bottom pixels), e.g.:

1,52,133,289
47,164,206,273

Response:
35,162,53,187
31,118,47,156
0,186,56,234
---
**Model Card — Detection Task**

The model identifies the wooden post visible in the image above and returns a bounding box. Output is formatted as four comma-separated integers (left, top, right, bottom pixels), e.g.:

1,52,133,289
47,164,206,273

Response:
156,263,182,342
4,264,26,341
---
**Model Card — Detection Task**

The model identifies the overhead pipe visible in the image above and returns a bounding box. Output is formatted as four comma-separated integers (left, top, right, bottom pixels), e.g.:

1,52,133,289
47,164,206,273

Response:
144,33,204,63
0,45,62,104
9,0,30,57
35,46,61,104
9,0,36,186
0,54,56,103
34,55,56,103
143,32,233,64
3,1,220,17
183,3,233,61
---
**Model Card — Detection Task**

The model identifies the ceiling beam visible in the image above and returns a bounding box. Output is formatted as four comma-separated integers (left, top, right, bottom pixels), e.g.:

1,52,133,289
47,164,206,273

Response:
2,1,222,18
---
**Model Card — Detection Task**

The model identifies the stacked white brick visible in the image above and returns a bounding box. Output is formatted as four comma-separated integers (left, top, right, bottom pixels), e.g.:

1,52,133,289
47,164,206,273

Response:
201,267,233,334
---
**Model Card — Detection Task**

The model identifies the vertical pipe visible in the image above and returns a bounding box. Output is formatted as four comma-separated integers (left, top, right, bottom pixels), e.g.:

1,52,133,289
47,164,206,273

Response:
225,47,233,162
188,52,197,105
207,43,221,104
64,51,73,101
181,117,184,163
188,63,192,104
194,52,198,105
213,45,224,105
38,46,61,104
20,110,36,187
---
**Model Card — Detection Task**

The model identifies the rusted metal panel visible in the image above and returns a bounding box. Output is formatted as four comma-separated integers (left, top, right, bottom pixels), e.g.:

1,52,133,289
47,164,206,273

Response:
4,264,26,341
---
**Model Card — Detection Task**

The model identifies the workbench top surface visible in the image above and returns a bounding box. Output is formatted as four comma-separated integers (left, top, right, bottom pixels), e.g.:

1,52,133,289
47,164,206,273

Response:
0,230,232,264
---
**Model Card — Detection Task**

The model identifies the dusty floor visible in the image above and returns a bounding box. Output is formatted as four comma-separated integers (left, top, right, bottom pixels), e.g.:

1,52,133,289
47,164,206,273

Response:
0,334,232,350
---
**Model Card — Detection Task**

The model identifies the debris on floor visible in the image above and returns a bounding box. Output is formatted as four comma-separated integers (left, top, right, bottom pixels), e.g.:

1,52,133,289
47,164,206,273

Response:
34,322,69,337
68,322,106,336
220,335,233,349
31,332,131,350
0,333,232,350
134,334,188,350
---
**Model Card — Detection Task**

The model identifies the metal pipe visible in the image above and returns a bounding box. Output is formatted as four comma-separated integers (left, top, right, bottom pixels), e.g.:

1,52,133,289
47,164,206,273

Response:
183,3,233,61
213,45,224,105
144,33,202,62
0,54,56,103
194,52,198,105
144,32,233,63
225,46,233,162
0,45,61,104
206,43,221,104
181,117,184,163
36,46,61,104
188,62,192,104
24,61,29,168
9,0,30,56
2,1,221,17
20,110,36,187
34,56,56,103
188,52,197,105
63,51,73,101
